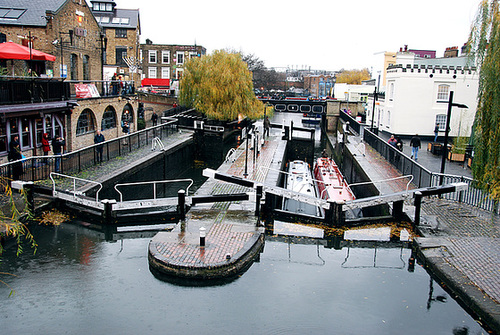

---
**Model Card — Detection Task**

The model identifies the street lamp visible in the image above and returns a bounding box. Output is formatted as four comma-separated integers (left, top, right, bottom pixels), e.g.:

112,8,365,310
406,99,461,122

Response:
370,87,378,132
439,91,468,185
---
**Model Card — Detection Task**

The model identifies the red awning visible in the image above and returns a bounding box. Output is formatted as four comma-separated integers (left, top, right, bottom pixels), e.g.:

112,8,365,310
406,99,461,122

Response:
0,42,56,61
141,78,170,87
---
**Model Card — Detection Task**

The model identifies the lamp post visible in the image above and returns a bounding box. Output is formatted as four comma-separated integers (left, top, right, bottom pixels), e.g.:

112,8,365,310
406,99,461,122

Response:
439,91,468,185
244,123,249,178
370,87,378,132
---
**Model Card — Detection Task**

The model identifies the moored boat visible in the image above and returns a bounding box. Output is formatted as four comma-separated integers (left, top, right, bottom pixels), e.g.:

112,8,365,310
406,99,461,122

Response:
283,160,320,215
313,157,355,202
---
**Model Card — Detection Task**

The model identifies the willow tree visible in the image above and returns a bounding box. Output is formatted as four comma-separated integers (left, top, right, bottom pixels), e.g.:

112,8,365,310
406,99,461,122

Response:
179,50,264,121
468,0,500,200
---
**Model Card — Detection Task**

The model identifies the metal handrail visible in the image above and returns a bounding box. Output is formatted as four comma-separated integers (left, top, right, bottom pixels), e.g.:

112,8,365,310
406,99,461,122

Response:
50,172,103,202
114,178,194,202
152,137,165,151
349,175,415,195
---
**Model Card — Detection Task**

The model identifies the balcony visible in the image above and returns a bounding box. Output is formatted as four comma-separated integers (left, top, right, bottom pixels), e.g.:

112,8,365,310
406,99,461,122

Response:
0,76,70,105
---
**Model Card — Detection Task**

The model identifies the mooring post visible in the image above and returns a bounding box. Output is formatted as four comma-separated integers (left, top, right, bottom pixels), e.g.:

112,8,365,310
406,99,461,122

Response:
101,199,116,225
414,191,423,226
178,189,186,220
325,200,344,227
24,181,35,215
393,200,404,221
255,183,263,219
199,227,206,247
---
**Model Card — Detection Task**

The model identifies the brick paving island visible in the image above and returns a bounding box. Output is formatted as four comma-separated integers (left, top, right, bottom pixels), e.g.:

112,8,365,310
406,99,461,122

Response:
148,127,284,280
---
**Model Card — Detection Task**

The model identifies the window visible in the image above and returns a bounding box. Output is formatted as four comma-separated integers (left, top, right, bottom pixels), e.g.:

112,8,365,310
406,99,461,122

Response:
93,3,99,11
0,32,6,43
102,107,117,130
437,84,450,101
149,50,157,63
386,111,391,127
106,3,112,11
162,51,170,64
21,118,30,148
161,67,170,79
435,114,447,131
148,67,157,78
35,118,43,147
389,82,395,100
115,47,127,65
100,3,106,11
112,17,120,24
76,110,95,136
0,122,6,153
70,54,78,80
100,16,109,23
115,29,127,38
44,115,52,138
9,118,19,148
176,68,183,80
176,51,184,65
83,55,90,80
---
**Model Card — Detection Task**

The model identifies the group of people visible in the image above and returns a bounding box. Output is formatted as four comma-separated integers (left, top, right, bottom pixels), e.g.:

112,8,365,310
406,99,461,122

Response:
388,134,422,161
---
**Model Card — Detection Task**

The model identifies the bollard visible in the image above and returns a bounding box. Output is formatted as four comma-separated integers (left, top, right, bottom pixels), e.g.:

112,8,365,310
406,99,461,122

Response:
414,191,423,226
101,199,117,225
255,184,263,219
199,227,206,247
178,189,186,220
393,200,404,221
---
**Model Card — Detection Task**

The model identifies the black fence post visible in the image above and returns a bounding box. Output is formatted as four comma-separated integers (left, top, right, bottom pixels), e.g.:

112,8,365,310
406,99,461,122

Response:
101,199,116,225
393,200,404,221
255,184,263,220
178,189,186,220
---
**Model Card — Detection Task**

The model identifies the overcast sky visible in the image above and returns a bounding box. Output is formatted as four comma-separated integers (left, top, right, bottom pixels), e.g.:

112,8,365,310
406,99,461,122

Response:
115,0,481,72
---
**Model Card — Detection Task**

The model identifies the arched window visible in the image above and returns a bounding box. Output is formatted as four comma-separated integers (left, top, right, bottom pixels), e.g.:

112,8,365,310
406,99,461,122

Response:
83,55,90,81
102,107,117,130
121,105,134,124
76,109,95,135
70,53,78,80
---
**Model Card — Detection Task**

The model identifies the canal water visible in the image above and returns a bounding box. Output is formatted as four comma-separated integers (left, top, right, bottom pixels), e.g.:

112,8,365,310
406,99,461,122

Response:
0,112,486,334
0,225,485,334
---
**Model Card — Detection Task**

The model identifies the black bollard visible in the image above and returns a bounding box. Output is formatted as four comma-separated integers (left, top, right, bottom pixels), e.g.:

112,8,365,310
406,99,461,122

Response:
199,227,206,247
414,191,423,226
178,189,186,220
101,199,117,225
255,184,263,219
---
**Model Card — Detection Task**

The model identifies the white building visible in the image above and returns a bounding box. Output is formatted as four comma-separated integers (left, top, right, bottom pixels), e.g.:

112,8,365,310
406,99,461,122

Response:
366,53,478,139
333,83,376,103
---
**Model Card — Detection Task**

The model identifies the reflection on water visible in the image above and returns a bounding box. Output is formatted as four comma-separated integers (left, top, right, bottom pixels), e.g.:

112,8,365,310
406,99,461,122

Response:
0,223,486,335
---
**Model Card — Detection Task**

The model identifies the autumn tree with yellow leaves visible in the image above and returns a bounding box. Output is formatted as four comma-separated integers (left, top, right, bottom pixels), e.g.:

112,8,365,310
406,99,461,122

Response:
335,68,371,85
179,50,264,121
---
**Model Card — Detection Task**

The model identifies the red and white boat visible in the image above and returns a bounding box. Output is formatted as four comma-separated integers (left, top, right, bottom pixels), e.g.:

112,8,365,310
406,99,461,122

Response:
313,157,355,202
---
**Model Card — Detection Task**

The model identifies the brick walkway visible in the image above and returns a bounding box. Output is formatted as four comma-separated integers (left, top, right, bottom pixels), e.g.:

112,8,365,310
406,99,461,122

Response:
149,128,283,278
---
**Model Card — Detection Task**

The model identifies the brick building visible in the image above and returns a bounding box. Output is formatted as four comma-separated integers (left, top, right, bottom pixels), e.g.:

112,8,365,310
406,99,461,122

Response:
139,43,206,91
303,75,335,98
89,0,141,84
0,0,139,160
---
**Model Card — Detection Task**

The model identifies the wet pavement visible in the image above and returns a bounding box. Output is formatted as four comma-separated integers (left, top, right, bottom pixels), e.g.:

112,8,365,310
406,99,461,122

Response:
346,130,499,333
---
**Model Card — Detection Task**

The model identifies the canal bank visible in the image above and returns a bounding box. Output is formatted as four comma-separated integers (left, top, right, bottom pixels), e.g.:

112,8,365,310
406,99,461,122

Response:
339,128,500,333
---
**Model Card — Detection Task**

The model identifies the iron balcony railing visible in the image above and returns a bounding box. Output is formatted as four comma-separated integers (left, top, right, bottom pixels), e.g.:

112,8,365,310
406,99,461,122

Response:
363,128,499,214
0,120,178,183
0,76,70,104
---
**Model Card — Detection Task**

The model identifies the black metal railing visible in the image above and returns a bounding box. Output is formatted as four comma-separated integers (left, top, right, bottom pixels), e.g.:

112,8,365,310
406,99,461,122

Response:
0,76,70,104
363,128,499,214
0,120,178,183
339,110,361,135
66,80,135,99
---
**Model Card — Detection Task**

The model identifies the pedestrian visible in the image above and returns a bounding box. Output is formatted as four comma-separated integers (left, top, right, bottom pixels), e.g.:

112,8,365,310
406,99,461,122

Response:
111,73,118,95
434,124,439,143
264,115,270,137
94,130,105,163
151,112,158,126
8,135,23,180
321,149,328,158
388,134,397,147
52,135,65,173
410,134,421,160
41,133,51,163
122,121,130,145
118,75,124,95
396,136,403,151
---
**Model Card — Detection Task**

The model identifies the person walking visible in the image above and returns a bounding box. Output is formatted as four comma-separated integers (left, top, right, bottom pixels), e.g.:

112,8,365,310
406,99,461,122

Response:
52,135,65,173
94,130,105,163
264,115,270,137
434,124,440,143
410,134,421,160
388,135,397,147
151,112,158,126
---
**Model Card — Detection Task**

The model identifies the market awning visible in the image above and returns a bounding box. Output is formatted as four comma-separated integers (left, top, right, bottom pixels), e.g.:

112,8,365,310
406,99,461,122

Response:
0,42,56,61
141,78,170,87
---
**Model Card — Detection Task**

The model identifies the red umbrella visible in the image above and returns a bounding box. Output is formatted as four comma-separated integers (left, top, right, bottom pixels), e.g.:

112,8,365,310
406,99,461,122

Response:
0,42,56,61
